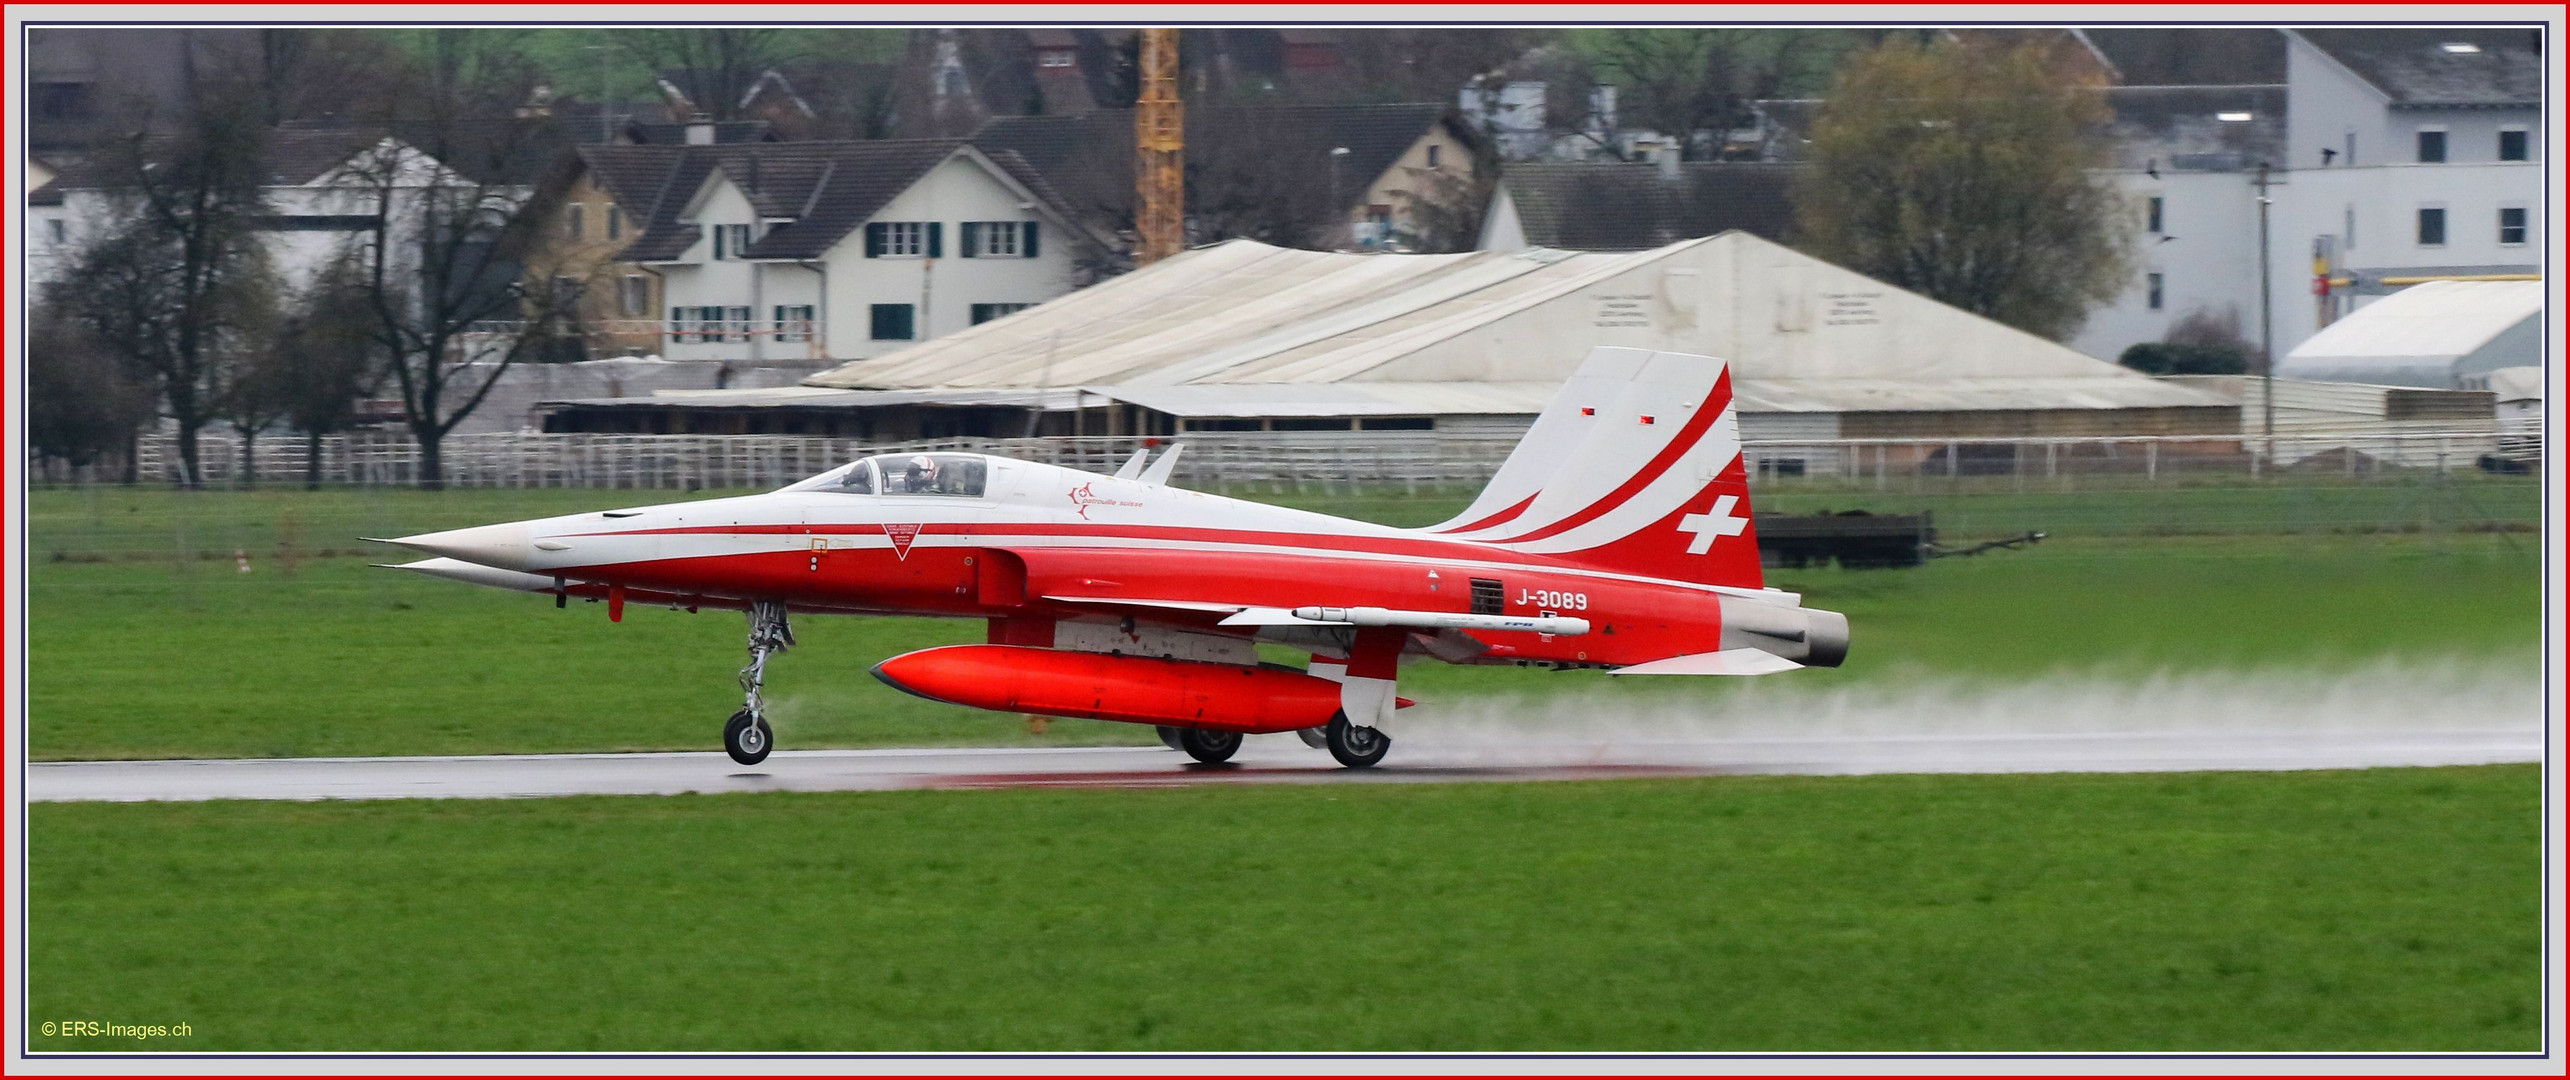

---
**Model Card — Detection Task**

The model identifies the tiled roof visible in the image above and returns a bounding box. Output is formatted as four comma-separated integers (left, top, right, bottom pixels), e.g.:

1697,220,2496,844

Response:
2293,27,2543,107
2080,28,2287,85
974,101,1462,214
1497,162,1800,251
588,139,1077,263
44,125,385,191
625,120,775,145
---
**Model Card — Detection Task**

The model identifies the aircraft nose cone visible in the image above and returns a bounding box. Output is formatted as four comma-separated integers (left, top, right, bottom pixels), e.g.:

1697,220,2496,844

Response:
383,522,534,571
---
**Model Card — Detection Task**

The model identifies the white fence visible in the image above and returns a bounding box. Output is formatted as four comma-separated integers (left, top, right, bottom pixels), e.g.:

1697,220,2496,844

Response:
32,427,2532,491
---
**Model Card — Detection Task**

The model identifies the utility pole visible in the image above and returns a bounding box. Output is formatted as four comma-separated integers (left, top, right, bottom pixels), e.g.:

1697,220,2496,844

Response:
1134,28,1184,265
2255,162,2274,465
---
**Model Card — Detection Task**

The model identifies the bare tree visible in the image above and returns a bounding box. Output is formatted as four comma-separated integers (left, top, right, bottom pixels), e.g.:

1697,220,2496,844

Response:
47,91,276,487
27,305,159,476
334,32,570,489
211,290,289,486
617,27,789,121
272,267,384,488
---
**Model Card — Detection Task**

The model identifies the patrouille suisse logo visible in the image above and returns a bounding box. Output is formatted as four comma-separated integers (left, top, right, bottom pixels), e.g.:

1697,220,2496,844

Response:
1067,482,1143,520
882,522,922,560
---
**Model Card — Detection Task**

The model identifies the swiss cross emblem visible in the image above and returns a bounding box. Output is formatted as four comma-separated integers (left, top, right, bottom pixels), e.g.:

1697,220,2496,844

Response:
883,523,922,560
1677,495,1748,555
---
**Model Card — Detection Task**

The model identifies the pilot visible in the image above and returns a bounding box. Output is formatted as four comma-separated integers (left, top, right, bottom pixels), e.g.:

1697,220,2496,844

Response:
904,455,939,493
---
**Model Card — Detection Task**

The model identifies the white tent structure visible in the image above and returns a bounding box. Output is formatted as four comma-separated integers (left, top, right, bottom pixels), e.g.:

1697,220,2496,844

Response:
546,233,2237,443
2278,280,2544,390
801,233,2232,438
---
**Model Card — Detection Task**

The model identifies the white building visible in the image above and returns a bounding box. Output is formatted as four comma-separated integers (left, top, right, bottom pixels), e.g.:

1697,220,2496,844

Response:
27,128,484,296
587,138,1102,365
2074,27,2543,364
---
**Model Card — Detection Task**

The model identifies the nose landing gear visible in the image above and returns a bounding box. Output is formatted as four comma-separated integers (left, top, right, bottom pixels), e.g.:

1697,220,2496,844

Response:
727,600,792,765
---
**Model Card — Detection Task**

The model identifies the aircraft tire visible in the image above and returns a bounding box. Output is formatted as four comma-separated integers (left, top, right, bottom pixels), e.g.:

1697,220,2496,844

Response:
1177,727,1242,764
1295,726,1329,749
1325,712,1390,769
724,709,773,766
1155,725,1187,751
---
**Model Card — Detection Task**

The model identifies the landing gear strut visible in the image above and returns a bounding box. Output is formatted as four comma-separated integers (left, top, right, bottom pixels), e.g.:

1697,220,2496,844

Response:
727,600,792,765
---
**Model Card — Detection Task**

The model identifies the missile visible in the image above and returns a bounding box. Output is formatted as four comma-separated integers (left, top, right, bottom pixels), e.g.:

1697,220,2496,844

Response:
1219,605,1590,636
872,645,1348,734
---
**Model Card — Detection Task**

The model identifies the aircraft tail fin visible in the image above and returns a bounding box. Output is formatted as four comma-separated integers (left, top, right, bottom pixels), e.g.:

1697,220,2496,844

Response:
1432,347,1763,591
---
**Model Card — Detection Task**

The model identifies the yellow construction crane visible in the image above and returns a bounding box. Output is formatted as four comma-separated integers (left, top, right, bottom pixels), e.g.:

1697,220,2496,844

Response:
1134,28,1184,265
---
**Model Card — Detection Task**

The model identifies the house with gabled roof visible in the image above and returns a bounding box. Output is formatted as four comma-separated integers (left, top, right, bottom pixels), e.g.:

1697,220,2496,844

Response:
537,136,1103,365
28,126,486,295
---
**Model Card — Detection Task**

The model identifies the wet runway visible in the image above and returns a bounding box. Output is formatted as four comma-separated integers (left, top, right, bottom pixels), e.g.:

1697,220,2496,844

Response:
27,725,2542,803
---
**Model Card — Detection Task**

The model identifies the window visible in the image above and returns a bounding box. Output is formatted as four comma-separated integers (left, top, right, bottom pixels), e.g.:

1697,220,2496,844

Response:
870,303,915,340
2499,128,2528,162
670,306,750,342
1038,49,1075,67
2146,196,2164,234
2416,128,2447,163
865,453,987,497
45,218,65,246
971,302,1032,325
2499,207,2527,246
2146,272,2164,311
712,223,753,260
2417,206,2447,247
619,275,649,318
774,304,816,342
962,221,1020,257
564,204,586,240
864,221,938,258
1427,144,1442,168
607,205,623,240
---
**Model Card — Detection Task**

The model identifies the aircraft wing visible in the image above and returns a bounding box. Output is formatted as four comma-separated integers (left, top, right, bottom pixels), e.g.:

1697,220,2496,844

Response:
1039,595,1251,615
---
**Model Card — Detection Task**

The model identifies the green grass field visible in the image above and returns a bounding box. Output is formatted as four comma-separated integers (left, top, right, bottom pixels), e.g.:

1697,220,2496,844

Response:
26,485,2541,760
26,767,2540,1052
24,484,2548,1053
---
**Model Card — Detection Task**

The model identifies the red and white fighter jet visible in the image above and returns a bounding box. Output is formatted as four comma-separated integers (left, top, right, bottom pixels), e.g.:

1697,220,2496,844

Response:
381,347,1849,768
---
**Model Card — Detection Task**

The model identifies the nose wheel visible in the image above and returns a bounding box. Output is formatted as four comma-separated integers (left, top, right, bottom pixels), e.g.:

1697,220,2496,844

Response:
727,600,792,765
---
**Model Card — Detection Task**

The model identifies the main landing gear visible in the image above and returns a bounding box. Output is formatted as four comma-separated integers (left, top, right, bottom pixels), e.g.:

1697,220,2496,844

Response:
1156,718,1386,768
1324,711,1390,769
726,600,792,765
1171,725,1238,766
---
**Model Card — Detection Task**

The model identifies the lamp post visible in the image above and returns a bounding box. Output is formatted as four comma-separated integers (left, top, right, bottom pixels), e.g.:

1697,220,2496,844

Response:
2255,162,2274,465
1329,145,1350,249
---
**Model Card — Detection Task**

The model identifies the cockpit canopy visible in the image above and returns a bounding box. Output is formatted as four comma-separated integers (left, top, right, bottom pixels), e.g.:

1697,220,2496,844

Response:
786,453,990,497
